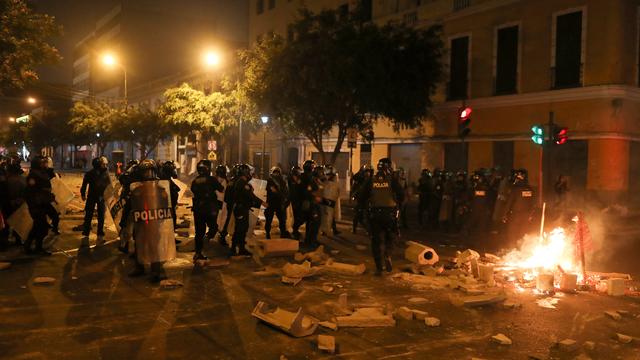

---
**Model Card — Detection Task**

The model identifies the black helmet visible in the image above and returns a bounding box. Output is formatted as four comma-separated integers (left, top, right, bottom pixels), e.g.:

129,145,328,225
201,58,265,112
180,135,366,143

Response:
91,157,102,169
421,168,431,177
196,159,211,176
290,165,302,177
324,165,335,176
137,159,157,180
238,163,253,178
161,161,178,179
514,168,528,184
313,165,325,179
270,166,281,175
215,164,228,178
302,159,316,173
126,159,139,171
377,157,393,173
30,155,46,170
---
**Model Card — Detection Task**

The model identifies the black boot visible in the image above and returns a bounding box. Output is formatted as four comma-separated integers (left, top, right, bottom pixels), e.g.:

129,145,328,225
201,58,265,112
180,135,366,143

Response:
129,264,145,277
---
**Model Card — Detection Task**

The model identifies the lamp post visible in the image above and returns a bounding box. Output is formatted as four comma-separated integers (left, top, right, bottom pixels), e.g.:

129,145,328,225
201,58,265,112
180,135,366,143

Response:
261,115,269,179
102,53,129,159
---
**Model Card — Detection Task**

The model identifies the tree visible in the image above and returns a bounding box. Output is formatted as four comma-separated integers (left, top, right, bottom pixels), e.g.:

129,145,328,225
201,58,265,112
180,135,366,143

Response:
0,0,62,93
69,100,118,155
111,105,169,160
240,8,444,164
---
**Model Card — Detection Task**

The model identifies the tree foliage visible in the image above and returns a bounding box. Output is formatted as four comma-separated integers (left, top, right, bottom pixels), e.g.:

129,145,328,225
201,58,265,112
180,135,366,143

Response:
111,105,169,159
240,8,444,164
69,100,117,154
0,0,62,93
29,107,73,151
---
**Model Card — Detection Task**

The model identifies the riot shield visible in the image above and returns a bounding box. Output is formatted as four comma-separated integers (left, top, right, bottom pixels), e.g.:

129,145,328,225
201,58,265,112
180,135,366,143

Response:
50,176,75,213
248,178,267,238
104,182,123,233
130,180,176,264
6,203,33,241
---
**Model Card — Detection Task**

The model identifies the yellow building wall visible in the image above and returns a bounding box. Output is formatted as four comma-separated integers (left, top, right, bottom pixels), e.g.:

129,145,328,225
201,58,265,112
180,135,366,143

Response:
371,143,389,165
514,141,540,187
468,141,493,171
587,139,629,191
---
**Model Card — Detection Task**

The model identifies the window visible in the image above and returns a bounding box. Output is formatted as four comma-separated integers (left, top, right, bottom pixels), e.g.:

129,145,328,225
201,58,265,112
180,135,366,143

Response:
256,0,264,14
554,11,583,88
495,25,518,94
453,0,470,11
448,36,469,100
268,0,275,10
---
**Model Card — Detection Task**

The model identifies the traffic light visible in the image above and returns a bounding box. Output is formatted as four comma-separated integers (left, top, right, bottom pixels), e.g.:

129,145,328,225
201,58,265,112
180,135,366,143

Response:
531,125,544,145
458,107,472,139
552,126,568,145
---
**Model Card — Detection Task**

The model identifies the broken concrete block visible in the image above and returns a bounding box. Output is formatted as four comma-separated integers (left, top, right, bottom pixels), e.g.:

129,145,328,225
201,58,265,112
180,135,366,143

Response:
463,293,506,307
160,279,183,289
323,259,366,275
407,297,429,305
251,301,319,337
583,341,595,351
355,244,367,251
557,273,577,292
322,285,334,293
33,277,56,285
0,262,11,271
491,333,512,345
557,339,578,352
319,321,338,331
411,309,428,320
255,239,299,258
395,307,414,320
484,253,500,262
281,276,302,286
478,264,495,285
536,273,554,292
607,278,625,296
605,310,621,321
456,249,480,267
470,258,480,278
404,241,439,266
282,261,319,278
615,333,632,344
317,335,336,354
424,317,440,327
336,307,396,327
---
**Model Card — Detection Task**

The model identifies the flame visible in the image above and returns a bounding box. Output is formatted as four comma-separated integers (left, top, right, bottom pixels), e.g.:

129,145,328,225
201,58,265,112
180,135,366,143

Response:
503,227,578,278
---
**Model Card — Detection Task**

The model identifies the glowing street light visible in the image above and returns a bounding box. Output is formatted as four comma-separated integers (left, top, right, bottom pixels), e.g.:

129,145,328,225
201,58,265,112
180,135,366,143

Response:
102,53,117,67
27,97,37,105
101,52,127,105
8,117,15,122
204,50,222,68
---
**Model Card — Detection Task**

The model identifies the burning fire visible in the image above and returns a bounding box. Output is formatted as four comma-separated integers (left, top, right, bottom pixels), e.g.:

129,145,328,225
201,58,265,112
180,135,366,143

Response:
502,227,579,282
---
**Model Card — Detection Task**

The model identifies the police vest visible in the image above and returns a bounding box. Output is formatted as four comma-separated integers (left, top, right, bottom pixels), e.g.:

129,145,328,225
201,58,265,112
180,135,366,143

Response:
370,175,396,208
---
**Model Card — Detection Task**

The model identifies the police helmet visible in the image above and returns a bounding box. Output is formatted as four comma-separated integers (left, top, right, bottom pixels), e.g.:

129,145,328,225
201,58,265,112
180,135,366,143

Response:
302,159,316,173
126,159,139,171
215,164,228,178
196,159,212,176
376,158,393,173
514,168,528,183
91,157,102,169
30,155,45,170
421,168,431,177
161,161,178,179
270,166,282,175
238,163,252,178
290,165,302,177
324,165,335,176
313,165,326,179
138,159,158,180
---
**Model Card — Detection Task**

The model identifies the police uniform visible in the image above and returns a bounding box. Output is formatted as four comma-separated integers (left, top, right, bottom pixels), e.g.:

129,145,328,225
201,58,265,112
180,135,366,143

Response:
44,161,61,234
265,168,290,239
24,157,53,255
504,171,535,245
0,160,25,247
464,173,491,235
360,159,404,274
191,167,224,260
160,161,180,231
300,169,322,247
417,170,433,226
288,167,304,239
80,158,111,236
230,168,263,256
351,167,371,234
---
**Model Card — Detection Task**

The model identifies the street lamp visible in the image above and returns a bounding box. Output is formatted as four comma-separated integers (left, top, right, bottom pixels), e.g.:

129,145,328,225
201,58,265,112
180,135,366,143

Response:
102,53,128,105
27,97,37,105
8,117,15,122
203,50,222,68
261,116,269,179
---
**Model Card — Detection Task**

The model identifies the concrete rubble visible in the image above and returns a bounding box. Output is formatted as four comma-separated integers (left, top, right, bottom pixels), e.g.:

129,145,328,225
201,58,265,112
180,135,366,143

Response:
251,301,319,337
160,279,183,289
604,310,622,321
33,277,56,285
282,261,319,279
484,253,501,263
319,321,338,331
395,306,414,320
294,245,330,264
404,241,439,266
491,333,512,345
456,249,480,268
411,309,429,320
536,297,559,309
281,276,302,286
335,307,396,328
424,317,440,327
615,333,633,344
252,239,299,258
460,293,506,307
317,335,336,354
322,259,366,275
556,339,578,352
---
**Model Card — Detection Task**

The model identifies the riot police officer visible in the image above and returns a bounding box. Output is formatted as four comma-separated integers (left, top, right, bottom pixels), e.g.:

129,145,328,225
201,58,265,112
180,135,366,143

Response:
452,171,470,231
24,156,54,255
191,160,224,261
214,164,229,245
351,165,372,234
300,160,322,248
288,165,304,239
503,169,535,246
219,164,240,245
160,161,180,231
417,169,433,226
357,158,404,275
265,166,290,239
117,160,139,253
438,172,455,232
0,156,25,248
43,156,61,235
463,170,491,236
80,156,111,237
230,164,264,256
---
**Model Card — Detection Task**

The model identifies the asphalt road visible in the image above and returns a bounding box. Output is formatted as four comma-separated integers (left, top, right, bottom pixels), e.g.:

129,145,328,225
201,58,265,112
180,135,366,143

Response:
1,172,639,360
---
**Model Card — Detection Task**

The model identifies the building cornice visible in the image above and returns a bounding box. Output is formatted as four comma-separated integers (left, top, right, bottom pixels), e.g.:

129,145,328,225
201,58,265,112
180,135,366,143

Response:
436,85,640,110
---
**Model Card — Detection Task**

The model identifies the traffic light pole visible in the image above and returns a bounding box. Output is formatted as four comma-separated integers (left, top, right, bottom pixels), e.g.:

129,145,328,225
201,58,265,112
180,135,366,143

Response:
539,111,555,207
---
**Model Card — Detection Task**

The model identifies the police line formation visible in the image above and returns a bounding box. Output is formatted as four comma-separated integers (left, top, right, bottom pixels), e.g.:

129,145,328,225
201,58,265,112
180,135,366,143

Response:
0,154,542,280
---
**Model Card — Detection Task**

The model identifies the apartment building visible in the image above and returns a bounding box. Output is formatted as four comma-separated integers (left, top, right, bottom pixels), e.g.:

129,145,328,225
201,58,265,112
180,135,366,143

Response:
248,0,640,203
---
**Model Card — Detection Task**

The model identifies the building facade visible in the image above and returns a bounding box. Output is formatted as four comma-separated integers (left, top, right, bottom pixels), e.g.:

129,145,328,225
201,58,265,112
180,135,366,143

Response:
248,0,640,204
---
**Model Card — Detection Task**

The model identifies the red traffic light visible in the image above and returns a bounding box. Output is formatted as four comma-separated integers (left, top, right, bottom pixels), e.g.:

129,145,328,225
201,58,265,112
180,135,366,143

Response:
459,107,472,121
554,126,568,145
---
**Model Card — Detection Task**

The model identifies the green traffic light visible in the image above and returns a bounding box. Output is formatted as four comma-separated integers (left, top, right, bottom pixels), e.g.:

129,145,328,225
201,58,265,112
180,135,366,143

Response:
531,125,544,136
531,135,543,145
